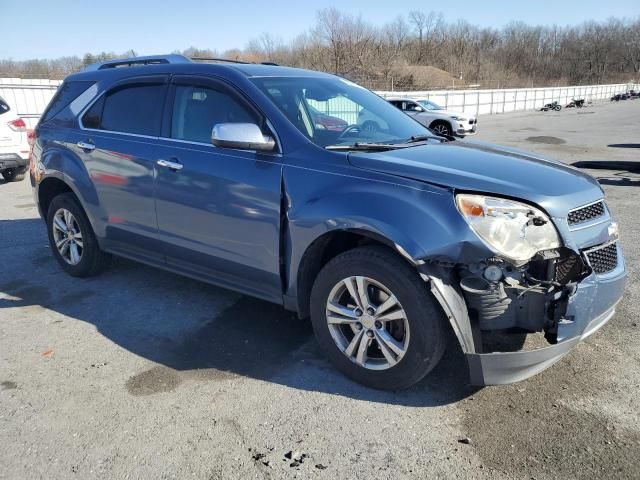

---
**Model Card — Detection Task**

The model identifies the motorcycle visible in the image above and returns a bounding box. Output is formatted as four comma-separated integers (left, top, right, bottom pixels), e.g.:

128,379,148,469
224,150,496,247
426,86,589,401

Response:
566,98,585,108
541,101,562,112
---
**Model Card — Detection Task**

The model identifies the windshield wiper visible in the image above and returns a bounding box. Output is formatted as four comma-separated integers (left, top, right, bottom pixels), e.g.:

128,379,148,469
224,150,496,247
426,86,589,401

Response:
325,135,444,151
406,134,445,143
325,142,402,151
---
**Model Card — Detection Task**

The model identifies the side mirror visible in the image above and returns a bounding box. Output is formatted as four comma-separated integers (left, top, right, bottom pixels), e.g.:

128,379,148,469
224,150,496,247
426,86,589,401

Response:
211,123,276,152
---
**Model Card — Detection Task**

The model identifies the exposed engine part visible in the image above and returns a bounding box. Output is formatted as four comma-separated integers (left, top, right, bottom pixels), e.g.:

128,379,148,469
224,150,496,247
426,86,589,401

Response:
482,265,503,282
460,276,511,325
458,248,589,338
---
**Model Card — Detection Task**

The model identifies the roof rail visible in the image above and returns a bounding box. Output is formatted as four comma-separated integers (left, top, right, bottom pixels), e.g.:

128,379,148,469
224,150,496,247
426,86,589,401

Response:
83,54,192,71
189,57,251,65
82,54,281,72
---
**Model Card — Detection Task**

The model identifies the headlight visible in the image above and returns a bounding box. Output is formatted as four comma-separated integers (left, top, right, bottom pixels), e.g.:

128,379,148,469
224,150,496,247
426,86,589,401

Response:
456,194,561,262
451,116,467,121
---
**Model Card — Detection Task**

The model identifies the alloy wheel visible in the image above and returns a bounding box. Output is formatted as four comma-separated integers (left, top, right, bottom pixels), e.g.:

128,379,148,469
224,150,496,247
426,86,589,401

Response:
52,208,84,265
325,276,410,370
433,124,450,136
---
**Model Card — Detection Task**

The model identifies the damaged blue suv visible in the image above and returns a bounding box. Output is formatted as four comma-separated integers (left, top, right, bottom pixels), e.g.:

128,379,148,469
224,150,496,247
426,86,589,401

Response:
31,55,626,389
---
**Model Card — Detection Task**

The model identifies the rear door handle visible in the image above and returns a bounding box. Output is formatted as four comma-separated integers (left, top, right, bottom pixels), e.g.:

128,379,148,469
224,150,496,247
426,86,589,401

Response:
157,159,183,171
77,141,95,151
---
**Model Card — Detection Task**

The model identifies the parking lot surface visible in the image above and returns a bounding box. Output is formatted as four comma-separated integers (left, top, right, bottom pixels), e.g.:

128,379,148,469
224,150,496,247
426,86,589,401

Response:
1,100,639,479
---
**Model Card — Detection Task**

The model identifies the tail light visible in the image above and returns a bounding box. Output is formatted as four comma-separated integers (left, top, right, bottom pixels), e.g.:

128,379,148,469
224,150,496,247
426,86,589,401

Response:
8,118,27,132
28,129,39,176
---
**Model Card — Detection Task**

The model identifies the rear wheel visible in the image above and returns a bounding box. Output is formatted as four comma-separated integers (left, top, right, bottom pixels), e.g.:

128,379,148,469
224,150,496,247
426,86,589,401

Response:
310,246,447,390
46,193,111,277
1,168,26,182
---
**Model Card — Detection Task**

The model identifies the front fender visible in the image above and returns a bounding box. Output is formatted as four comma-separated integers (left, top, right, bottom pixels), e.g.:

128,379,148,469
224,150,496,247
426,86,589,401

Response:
283,162,491,297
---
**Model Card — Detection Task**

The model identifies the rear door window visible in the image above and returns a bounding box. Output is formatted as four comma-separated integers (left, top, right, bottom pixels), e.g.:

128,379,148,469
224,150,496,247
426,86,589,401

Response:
82,80,166,136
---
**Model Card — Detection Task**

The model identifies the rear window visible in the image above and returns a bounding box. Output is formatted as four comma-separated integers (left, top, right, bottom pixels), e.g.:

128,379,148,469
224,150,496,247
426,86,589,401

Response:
82,83,165,136
0,98,9,116
40,81,95,124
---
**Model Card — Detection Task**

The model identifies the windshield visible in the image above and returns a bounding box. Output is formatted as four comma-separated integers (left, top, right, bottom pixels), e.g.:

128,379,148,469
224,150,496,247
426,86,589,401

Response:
417,100,443,111
251,76,430,148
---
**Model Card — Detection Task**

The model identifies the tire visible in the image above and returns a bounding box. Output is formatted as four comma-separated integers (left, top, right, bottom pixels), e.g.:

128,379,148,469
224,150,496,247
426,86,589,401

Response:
554,105,562,111
46,192,111,277
310,246,447,390
430,121,452,137
2,168,26,182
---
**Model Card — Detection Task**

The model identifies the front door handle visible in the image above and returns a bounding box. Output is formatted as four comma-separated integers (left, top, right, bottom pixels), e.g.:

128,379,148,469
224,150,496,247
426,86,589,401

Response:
157,159,183,171
77,141,95,151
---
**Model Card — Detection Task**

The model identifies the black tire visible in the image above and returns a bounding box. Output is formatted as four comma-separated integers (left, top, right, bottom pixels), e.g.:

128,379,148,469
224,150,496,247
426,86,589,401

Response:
429,121,452,137
46,192,111,277
2,168,27,182
310,246,447,390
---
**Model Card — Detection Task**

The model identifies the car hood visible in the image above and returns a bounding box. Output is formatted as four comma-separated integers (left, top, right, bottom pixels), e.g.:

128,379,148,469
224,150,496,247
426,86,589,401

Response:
348,140,603,216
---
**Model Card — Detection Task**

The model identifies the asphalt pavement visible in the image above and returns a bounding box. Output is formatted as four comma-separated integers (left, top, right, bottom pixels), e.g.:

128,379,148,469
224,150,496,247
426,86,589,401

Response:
1,99,638,479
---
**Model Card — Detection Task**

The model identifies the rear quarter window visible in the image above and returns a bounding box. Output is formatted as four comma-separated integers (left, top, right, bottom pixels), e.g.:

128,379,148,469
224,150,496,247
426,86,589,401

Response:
39,81,96,124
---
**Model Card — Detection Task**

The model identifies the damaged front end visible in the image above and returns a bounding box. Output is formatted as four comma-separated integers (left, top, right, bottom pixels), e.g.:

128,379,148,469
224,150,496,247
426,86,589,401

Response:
459,247,589,344
417,194,626,385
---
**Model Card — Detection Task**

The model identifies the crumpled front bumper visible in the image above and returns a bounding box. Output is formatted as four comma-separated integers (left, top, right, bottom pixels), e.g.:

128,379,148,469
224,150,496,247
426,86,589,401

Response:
423,252,627,385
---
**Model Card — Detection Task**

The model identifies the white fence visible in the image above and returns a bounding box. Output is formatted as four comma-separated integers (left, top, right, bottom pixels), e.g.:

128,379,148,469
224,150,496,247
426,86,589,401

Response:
378,83,639,116
0,78,62,128
0,77,638,128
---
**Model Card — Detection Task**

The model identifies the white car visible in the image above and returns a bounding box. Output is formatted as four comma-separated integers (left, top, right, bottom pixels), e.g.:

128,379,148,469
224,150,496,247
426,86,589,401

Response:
0,95,30,182
358,97,477,137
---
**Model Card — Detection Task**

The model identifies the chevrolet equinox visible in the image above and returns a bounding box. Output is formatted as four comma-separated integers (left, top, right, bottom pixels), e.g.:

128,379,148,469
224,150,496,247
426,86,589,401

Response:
30,55,627,389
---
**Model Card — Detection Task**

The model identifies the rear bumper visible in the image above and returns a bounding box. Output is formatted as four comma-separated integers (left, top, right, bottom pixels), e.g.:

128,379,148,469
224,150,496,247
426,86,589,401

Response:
466,259,626,385
0,152,29,170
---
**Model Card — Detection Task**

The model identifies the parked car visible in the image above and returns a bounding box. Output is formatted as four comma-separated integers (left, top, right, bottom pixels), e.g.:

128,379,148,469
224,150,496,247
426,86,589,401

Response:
358,97,477,137
611,93,629,101
307,104,348,132
31,55,626,389
0,95,30,182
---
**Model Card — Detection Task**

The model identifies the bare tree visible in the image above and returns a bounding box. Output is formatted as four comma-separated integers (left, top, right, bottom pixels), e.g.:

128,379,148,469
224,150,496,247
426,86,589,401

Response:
3,13,639,88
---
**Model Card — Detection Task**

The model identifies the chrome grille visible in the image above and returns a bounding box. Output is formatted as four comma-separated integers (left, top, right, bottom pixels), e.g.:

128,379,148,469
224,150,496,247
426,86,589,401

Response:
568,201,605,226
585,242,618,274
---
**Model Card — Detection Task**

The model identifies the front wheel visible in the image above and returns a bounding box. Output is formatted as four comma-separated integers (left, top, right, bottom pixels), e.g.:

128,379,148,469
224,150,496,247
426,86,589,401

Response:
430,122,452,137
310,246,447,390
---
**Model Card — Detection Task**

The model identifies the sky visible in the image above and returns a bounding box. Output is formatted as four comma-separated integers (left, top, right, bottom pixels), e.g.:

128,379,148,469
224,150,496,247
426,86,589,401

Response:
3,0,639,60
